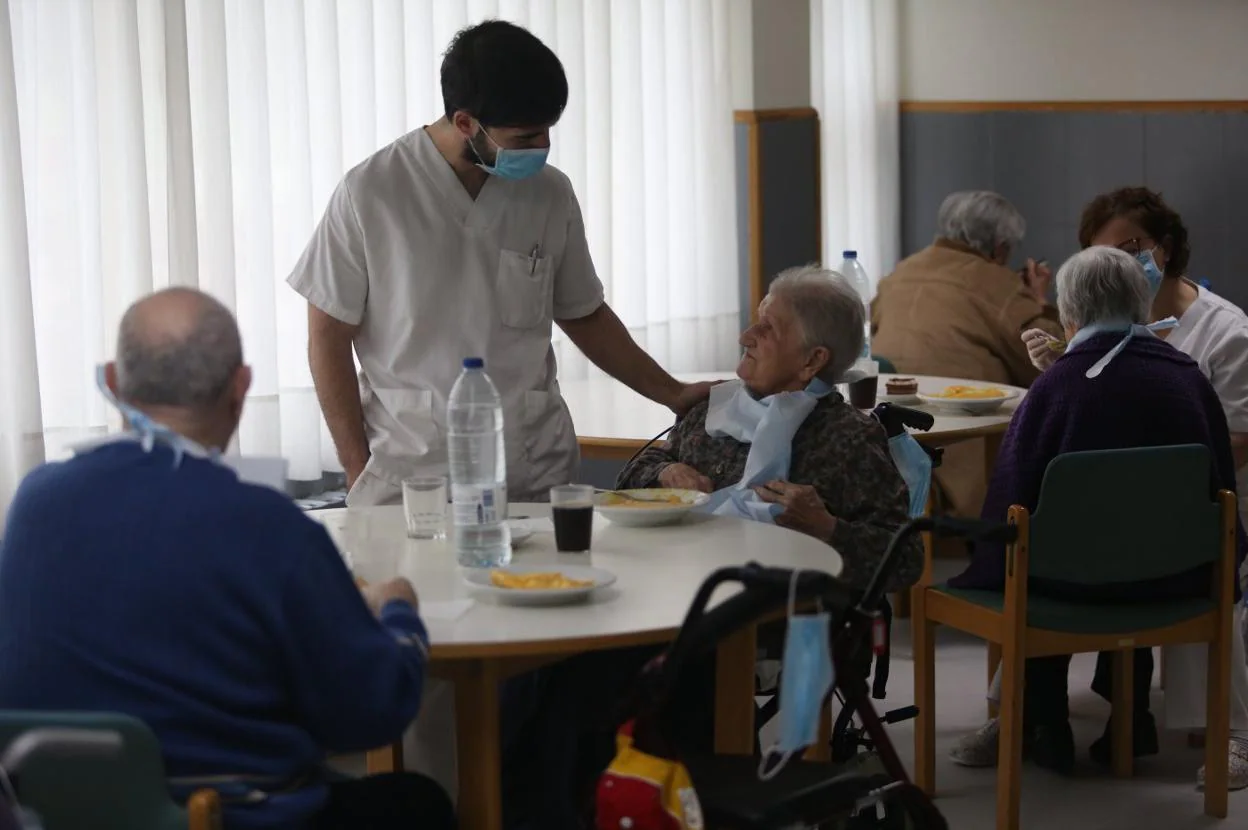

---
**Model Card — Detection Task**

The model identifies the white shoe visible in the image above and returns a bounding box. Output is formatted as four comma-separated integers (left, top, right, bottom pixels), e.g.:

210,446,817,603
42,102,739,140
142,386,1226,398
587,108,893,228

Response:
1197,740,1248,791
949,718,1000,768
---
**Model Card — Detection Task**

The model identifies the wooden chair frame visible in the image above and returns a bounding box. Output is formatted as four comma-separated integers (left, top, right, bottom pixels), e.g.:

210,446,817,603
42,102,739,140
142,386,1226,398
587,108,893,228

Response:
912,491,1237,830
187,790,223,830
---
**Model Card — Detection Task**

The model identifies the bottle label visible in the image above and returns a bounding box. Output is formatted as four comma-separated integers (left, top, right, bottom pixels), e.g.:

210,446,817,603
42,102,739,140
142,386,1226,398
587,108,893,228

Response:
451,483,507,526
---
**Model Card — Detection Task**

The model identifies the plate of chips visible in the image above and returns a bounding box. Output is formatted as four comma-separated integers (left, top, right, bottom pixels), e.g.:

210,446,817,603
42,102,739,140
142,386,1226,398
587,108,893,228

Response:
462,564,617,606
918,384,1020,414
595,488,710,527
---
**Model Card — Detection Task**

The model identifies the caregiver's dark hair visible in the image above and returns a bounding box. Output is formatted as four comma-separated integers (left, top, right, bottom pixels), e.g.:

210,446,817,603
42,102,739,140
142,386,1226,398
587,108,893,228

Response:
1077,186,1191,278
441,20,568,128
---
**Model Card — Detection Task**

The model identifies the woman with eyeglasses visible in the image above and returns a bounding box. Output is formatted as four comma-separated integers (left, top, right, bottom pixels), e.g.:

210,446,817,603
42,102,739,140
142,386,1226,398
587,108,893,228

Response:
964,187,1248,788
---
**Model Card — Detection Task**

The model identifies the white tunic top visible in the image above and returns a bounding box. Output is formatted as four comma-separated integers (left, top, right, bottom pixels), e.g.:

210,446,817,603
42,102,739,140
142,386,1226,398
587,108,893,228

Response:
1169,285,1248,525
288,129,604,502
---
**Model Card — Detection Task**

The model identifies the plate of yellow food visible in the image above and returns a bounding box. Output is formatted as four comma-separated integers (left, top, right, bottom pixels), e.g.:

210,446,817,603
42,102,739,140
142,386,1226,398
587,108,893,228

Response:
594,488,711,527
462,564,616,606
917,384,1021,415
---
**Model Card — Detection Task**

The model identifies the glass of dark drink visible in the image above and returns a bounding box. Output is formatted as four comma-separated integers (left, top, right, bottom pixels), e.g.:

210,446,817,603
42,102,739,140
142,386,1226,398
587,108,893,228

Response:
847,358,880,409
550,484,596,553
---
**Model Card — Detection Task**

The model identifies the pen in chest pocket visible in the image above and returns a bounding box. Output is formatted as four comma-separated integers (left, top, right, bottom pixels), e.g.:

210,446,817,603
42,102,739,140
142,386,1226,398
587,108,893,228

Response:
528,243,541,275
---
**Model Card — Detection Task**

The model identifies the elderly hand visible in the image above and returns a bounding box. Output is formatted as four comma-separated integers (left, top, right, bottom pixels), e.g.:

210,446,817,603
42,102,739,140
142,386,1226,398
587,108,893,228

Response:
658,462,714,493
1021,258,1052,305
753,480,838,542
669,381,718,418
362,577,420,617
1021,327,1061,372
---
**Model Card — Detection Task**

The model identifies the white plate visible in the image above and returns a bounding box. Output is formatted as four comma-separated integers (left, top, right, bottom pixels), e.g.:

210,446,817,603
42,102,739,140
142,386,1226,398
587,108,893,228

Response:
917,388,1020,415
877,391,921,405
508,522,534,547
595,488,711,527
462,563,616,606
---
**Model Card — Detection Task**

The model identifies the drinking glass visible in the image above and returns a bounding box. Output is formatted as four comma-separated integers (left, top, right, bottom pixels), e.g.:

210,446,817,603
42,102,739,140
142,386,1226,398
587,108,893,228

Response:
550,484,595,553
403,476,447,539
848,358,880,409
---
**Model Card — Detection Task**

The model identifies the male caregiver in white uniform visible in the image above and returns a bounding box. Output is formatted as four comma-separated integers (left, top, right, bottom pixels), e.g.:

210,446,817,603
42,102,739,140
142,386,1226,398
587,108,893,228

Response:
290,19,708,506
287,19,711,804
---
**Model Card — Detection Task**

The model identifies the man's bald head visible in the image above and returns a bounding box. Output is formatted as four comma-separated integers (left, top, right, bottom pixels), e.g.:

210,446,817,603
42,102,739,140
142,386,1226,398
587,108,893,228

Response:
116,288,243,411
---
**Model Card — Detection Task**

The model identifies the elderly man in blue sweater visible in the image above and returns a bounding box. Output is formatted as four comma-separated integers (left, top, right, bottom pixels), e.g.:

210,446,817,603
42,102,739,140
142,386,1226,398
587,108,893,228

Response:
0,288,454,830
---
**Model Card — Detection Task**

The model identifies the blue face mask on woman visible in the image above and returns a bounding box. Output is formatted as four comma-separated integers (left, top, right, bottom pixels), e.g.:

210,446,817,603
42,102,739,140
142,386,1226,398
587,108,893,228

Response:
1137,248,1165,296
472,127,549,180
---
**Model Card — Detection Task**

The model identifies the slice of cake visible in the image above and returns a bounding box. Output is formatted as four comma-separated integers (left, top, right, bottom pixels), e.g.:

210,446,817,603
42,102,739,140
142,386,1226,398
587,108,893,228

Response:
885,377,918,396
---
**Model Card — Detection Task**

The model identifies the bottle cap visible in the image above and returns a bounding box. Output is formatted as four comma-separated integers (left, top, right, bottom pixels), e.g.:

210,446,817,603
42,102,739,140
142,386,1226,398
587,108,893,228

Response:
462,357,485,369
843,250,858,259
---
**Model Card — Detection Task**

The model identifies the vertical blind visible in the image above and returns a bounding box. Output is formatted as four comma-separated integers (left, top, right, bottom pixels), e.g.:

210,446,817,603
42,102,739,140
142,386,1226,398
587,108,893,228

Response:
0,0,741,516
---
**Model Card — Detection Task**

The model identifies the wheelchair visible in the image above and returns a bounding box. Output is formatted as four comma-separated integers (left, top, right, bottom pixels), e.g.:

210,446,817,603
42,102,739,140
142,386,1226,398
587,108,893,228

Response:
599,510,1016,828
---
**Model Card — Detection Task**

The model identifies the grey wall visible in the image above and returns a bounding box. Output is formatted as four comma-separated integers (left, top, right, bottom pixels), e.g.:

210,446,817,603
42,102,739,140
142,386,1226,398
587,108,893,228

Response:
901,110,1248,311
579,457,624,490
758,117,821,290
735,121,753,333
735,115,821,331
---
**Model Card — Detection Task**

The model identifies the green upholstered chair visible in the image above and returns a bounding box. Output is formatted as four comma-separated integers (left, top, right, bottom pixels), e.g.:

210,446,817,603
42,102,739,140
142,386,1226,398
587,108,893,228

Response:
0,711,220,830
912,445,1237,830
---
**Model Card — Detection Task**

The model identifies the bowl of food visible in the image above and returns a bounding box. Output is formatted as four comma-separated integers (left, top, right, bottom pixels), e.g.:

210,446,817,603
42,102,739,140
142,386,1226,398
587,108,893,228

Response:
595,488,710,527
917,384,1020,414
462,564,616,606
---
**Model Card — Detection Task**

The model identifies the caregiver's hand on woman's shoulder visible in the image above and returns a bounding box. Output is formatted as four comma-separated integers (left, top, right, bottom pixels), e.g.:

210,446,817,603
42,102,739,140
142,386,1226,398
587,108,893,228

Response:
669,381,717,417
658,462,714,493
753,480,838,542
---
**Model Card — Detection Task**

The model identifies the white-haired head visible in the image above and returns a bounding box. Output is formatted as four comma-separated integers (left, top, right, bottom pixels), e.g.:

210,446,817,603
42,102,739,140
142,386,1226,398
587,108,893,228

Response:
1055,246,1152,332
936,190,1026,263
765,265,865,385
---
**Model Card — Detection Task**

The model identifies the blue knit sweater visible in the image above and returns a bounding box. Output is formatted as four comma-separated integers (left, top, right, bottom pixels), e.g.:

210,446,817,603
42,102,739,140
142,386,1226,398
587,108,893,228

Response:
0,441,429,829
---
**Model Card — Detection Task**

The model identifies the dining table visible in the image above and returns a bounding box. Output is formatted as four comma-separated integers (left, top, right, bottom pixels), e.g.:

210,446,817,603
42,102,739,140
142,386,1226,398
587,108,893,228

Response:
559,372,1026,464
309,502,843,830
561,371,1027,618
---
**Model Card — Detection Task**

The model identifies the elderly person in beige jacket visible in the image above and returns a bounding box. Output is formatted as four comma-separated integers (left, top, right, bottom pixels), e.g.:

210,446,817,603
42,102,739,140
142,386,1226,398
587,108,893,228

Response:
871,191,1062,518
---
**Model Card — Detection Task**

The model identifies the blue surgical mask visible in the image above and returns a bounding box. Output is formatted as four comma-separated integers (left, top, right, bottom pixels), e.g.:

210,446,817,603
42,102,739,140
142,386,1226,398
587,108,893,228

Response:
472,127,548,180
888,432,933,518
758,570,835,780
94,365,216,467
1136,248,1165,296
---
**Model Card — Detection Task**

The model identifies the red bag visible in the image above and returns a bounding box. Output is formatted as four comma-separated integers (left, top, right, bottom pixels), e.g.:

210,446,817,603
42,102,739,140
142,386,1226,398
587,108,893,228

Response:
596,721,704,830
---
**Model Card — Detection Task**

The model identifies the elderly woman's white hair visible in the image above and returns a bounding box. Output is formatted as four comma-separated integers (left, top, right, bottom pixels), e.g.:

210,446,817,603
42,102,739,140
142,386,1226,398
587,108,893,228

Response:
1055,246,1152,330
936,191,1026,260
766,265,865,384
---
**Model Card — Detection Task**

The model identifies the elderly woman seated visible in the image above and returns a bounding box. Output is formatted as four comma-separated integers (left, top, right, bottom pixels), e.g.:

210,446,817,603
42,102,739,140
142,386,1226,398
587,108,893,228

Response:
616,265,923,593
946,246,1248,777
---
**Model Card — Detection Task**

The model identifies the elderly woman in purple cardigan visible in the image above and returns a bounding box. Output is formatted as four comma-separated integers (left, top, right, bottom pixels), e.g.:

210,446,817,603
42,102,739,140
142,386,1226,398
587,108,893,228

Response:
945,246,1248,780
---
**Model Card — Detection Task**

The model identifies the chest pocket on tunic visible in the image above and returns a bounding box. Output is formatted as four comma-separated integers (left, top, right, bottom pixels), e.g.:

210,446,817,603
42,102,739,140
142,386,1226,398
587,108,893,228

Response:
496,248,554,329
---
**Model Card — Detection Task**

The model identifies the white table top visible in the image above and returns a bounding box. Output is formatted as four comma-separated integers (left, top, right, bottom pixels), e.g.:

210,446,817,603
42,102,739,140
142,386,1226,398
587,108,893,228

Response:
310,504,842,660
560,372,1026,447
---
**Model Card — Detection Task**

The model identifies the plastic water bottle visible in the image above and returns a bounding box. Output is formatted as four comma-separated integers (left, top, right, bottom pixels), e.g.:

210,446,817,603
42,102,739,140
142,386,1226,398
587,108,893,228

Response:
447,357,511,568
840,250,873,359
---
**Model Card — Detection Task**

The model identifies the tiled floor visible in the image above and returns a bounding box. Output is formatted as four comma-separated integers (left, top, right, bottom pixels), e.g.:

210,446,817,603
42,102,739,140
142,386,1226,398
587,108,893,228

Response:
877,623,1241,829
